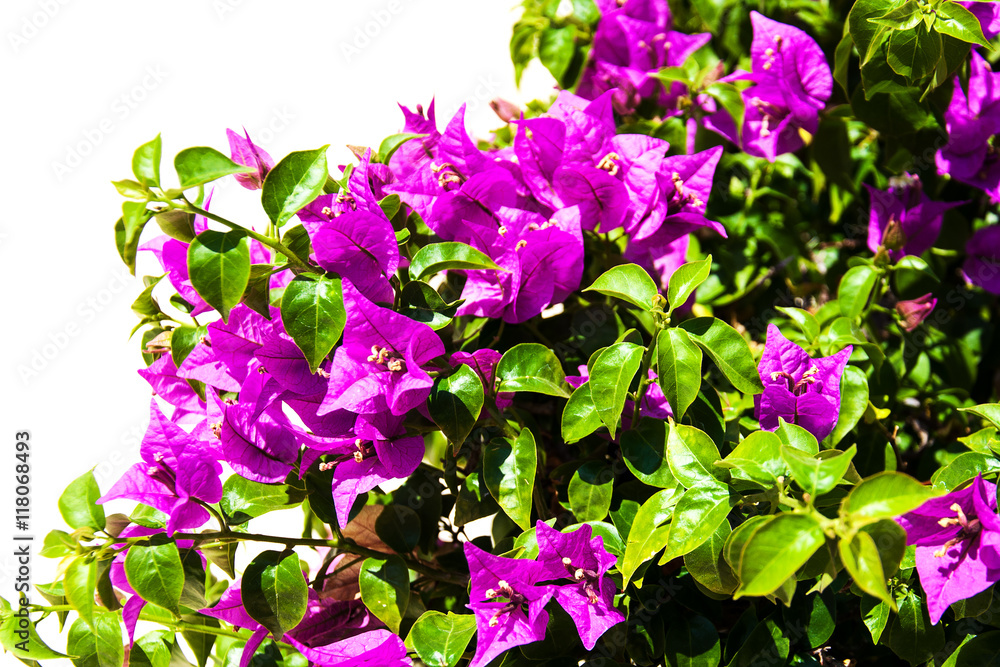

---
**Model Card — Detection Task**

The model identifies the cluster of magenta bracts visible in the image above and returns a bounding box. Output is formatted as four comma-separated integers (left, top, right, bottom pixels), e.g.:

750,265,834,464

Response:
92,2,1000,665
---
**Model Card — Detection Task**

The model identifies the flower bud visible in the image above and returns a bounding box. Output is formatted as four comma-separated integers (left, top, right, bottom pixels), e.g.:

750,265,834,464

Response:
896,293,937,332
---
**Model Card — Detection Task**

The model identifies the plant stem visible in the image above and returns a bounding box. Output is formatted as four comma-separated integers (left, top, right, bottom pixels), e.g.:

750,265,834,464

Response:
183,202,313,272
631,338,659,425
118,531,466,586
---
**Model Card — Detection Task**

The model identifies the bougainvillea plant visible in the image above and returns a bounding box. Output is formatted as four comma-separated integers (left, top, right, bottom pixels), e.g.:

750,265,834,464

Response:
6,0,1000,665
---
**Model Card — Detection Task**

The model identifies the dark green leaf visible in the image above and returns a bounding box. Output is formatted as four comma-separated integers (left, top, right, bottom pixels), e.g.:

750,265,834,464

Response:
664,614,721,667
261,146,330,227
621,419,677,488
124,542,184,614
188,229,251,322
406,611,477,667
243,550,308,640
590,342,644,437
58,470,106,531
827,366,869,446
220,474,308,525
656,328,703,421
679,318,765,394
409,242,502,281
359,555,409,634
374,505,421,553
684,520,738,595
484,430,537,531
497,343,570,397
940,631,1000,667
569,461,614,522
174,146,253,189
885,590,945,665
584,263,660,311
279,275,346,373
887,24,942,81
429,364,485,451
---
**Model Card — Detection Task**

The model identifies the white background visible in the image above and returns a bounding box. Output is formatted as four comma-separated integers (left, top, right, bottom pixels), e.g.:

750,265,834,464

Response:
0,0,555,660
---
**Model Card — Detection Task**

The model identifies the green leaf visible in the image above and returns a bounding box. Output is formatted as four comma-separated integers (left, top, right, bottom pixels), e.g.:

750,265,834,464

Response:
843,471,938,525
279,275,346,373
932,451,1000,490
656,328,703,421
862,596,892,643
117,201,153,275
664,614,721,667
169,325,203,369
561,382,604,443
776,306,820,342
429,364,485,451
962,403,1000,430
780,444,856,497
497,343,570,397
359,555,410,634
678,318,765,394
684,520,738,595
124,541,184,614
584,263,660,311
621,487,683,587
590,342,644,437
667,423,722,488
174,146,253,189
662,483,735,561
539,25,577,81
887,24,942,81
132,134,162,187
261,146,330,227
940,631,1000,667
243,550,308,640
58,470,106,531
400,280,462,330
220,474,308,525
66,613,124,667
868,0,922,30
704,83,745,141
736,514,826,597
727,615,790,667
409,242,502,281
0,597,68,660
621,419,677,488
935,1,990,47
484,430,538,531
826,366,869,446
112,178,149,199
666,256,712,313
406,611,477,667
838,264,880,319
776,419,820,455
378,133,424,164
374,505,421,553
834,33,854,95
64,558,97,629
839,530,893,606
188,229,251,322
885,590,945,665
569,461,614,522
